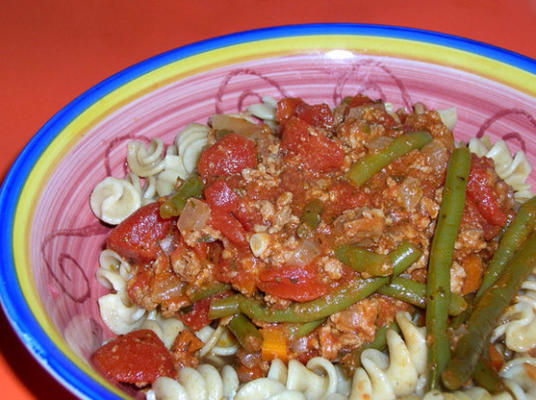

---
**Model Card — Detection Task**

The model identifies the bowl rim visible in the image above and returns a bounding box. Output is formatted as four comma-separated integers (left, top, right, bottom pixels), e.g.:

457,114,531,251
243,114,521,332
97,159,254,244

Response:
0,23,535,399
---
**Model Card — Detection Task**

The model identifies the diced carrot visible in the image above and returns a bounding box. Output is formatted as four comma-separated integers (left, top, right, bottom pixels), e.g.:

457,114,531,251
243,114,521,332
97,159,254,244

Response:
260,327,288,362
487,344,504,372
461,254,484,295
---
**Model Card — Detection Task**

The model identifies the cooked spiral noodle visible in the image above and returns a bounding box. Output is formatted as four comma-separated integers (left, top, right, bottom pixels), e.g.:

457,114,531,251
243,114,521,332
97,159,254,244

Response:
468,137,533,202
127,138,166,177
140,310,185,349
126,172,157,205
247,96,277,121
90,176,142,224
349,311,427,400
500,355,536,400
492,275,536,352
147,364,240,400
195,324,239,357
174,123,209,175
401,388,513,400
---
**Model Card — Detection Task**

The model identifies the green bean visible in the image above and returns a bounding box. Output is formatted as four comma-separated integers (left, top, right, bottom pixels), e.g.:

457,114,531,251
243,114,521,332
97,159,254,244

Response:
159,174,204,218
476,197,536,300
339,321,400,377
287,319,325,341
377,277,467,316
188,282,231,303
472,357,509,395
346,131,432,186
335,246,392,276
228,314,263,352
335,240,422,277
208,294,241,319
301,199,324,229
209,242,422,323
426,147,471,390
441,232,536,390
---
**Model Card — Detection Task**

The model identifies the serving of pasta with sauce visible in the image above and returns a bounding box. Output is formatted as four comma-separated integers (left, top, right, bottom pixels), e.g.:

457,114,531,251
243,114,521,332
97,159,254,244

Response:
89,94,536,399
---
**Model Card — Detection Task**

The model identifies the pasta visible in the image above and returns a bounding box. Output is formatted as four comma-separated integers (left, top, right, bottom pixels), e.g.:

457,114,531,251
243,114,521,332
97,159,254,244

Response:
127,138,166,177
349,312,427,400
89,176,142,225
492,275,536,352
89,94,536,400
500,355,536,400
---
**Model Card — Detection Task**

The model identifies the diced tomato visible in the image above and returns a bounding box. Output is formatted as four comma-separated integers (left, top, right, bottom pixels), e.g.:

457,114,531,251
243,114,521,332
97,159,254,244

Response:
258,264,329,302
92,330,175,386
209,208,248,247
281,117,344,173
326,181,370,218
294,102,334,129
276,97,303,125
466,155,508,227
106,202,174,265
197,133,257,178
217,250,260,295
179,298,211,330
346,94,373,109
234,199,264,232
204,179,240,212
276,98,334,129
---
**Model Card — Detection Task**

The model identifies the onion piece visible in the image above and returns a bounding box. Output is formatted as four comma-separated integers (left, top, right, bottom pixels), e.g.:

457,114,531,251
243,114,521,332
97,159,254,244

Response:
177,198,211,233
210,114,262,137
286,239,322,267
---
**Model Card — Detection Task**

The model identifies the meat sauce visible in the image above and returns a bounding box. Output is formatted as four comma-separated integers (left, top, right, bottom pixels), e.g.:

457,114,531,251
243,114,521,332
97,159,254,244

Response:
92,95,514,388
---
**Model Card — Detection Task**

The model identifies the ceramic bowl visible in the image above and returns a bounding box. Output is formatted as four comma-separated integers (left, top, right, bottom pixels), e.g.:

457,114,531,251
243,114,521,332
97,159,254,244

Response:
1,24,535,399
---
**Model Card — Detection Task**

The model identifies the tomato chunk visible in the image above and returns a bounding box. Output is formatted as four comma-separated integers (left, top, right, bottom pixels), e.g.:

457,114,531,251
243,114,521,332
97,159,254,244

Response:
106,202,174,264
276,98,333,129
204,179,240,212
209,208,248,247
92,330,175,386
258,264,329,302
179,298,212,330
281,117,344,173
466,155,508,227
197,133,257,178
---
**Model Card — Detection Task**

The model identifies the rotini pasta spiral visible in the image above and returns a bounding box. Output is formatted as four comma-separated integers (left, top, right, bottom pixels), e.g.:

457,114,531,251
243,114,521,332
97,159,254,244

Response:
155,123,209,196
140,310,185,349
96,249,147,335
468,137,533,202
500,355,536,400
127,138,166,177
147,364,240,400
492,275,536,353
90,176,142,224
349,311,427,400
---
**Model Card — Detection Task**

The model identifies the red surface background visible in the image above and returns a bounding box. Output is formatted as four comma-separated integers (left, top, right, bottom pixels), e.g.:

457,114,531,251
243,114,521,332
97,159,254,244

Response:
1,0,535,398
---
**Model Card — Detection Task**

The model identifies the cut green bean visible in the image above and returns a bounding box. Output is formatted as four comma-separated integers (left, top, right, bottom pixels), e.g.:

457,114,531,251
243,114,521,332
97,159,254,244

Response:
442,232,536,390
472,357,509,395
426,147,471,390
378,277,467,316
336,240,421,277
188,282,231,303
301,199,324,229
228,314,263,352
346,131,432,186
335,246,392,276
287,319,325,341
209,242,422,323
208,294,241,319
476,197,536,299
339,321,400,377
159,174,204,218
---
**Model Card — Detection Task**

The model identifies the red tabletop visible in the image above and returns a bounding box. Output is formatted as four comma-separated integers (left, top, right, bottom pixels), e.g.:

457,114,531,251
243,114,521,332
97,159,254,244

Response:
1,0,536,398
